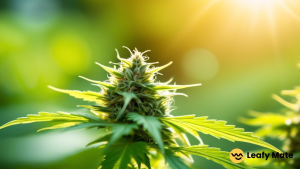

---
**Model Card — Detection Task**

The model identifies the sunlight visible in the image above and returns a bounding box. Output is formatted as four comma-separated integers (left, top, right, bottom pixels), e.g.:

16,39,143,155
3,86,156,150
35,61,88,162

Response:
277,0,300,21
232,0,300,22
166,0,300,57
166,0,220,52
234,0,276,8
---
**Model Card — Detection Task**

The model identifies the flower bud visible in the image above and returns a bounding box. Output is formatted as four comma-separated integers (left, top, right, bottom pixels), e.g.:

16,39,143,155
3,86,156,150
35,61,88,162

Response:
124,68,133,80
139,65,148,75
133,67,139,74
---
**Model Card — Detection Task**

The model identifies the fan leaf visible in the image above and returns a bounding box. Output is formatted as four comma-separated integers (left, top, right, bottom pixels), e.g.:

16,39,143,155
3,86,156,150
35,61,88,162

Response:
127,113,164,154
69,111,105,122
48,86,107,105
161,115,202,144
105,123,138,149
86,134,113,147
100,140,149,169
37,122,80,132
117,92,140,120
63,122,110,132
164,149,190,169
239,111,288,126
161,116,282,153
0,112,88,130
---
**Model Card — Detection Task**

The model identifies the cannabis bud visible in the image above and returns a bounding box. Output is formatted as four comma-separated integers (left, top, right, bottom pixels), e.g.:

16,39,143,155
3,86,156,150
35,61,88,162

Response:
1,47,281,169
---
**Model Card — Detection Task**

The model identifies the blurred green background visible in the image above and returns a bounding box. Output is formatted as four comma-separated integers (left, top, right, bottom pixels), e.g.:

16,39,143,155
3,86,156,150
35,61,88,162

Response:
1,0,300,168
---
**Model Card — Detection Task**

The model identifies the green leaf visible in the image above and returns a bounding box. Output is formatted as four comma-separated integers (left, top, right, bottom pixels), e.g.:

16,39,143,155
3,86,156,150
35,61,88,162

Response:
161,115,202,144
152,84,201,91
106,123,138,149
176,133,195,161
0,112,88,130
129,81,147,88
127,113,164,154
254,125,288,138
142,153,151,169
167,115,196,119
79,76,116,90
48,86,107,105
101,140,149,169
78,105,114,113
96,62,124,78
272,94,298,111
161,116,282,153
116,48,132,67
101,143,127,169
37,122,80,132
239,111,288,126
117,92,141,120
159,119,197,160
281,87,300,96
170,145,250,169
77,105,113,119
86,134,113,147
164,149,190,169
69,110,105,122
240,111,292,138
63,122,110,132
130,142,151,169
146,61,173,74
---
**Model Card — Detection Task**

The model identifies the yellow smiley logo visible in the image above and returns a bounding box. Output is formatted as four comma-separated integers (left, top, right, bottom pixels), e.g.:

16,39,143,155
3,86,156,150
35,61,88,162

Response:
230,148,244,163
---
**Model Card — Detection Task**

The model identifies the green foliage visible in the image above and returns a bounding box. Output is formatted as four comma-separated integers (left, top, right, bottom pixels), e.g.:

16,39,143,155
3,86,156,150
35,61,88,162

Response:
48,86,107,105
0,112,88,130
164,149,190,169
100,140,150,169
116,92,140,120
127,113,164,154
0,47,281,169
242,87,300,168
106,123,138,149
161,116,281,152
170,145,249,169
37,122,81,132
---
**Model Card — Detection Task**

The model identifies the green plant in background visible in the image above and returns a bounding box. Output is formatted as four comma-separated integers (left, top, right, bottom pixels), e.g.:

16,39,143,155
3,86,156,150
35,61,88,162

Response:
241,88,300,168
0,47,281,169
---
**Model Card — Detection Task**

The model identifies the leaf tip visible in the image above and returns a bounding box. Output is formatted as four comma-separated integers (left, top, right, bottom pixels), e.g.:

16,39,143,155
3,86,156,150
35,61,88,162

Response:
95,62,102,67
48,85,61,92
115,48,121,58
79,76,90,81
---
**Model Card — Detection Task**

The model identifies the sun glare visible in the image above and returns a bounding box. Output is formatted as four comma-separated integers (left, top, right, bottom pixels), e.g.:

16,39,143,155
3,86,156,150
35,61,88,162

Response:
232,0,300,21
234,0,276,8
167,0,300,54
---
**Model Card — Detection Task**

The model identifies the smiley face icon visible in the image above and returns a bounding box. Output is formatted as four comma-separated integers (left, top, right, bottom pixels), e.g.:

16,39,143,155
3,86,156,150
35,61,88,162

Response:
230,149,244,163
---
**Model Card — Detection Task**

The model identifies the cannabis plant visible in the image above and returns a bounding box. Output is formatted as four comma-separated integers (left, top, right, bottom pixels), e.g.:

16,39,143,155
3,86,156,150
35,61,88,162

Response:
241,88,300,168
1,47,281,169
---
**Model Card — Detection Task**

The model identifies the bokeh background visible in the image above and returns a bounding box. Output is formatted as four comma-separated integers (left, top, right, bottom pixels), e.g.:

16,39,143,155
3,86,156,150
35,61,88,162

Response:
1,0,300,168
